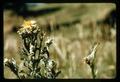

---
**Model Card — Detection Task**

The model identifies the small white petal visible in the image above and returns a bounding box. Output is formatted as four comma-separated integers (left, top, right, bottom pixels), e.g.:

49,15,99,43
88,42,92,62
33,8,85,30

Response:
4,58,8,63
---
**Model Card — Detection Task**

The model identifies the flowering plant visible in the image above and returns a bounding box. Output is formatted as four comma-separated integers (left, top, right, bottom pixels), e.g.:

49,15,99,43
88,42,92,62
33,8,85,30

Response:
4,20,61,79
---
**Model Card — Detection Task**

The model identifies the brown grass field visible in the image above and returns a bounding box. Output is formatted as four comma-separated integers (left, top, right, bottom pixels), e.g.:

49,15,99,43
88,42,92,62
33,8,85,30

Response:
4,3,116,79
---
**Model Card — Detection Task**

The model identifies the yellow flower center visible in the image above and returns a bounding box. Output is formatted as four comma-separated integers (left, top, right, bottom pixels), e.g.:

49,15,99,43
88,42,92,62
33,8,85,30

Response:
22,20,32,28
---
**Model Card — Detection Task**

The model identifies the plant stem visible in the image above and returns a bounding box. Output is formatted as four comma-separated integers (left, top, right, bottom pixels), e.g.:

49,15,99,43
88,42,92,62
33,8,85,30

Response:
90,64,96,79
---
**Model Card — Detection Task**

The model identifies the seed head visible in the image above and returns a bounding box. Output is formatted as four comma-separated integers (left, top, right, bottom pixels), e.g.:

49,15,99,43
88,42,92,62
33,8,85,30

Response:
84,42,100,66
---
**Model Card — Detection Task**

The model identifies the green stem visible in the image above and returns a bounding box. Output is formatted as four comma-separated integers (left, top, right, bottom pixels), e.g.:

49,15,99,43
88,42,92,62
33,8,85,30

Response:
90,64,96,79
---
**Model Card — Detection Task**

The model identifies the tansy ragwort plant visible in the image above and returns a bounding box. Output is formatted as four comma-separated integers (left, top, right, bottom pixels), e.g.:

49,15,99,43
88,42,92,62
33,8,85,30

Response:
4,20,61,79
84,42,100,79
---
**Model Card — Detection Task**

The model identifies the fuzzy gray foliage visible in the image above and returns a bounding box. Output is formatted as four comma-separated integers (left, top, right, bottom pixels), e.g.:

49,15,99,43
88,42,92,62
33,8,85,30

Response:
4,20,61,79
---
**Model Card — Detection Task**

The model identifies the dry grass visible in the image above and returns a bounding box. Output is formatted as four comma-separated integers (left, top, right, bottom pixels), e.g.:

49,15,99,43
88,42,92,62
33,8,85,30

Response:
4,3,116,79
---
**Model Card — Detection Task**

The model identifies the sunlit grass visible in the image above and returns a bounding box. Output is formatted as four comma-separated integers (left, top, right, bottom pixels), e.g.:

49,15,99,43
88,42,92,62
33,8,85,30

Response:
4,3,116,79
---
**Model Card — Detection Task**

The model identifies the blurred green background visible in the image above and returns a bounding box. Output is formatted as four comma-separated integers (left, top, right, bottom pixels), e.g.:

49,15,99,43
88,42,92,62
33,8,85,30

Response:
4,3,116,79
